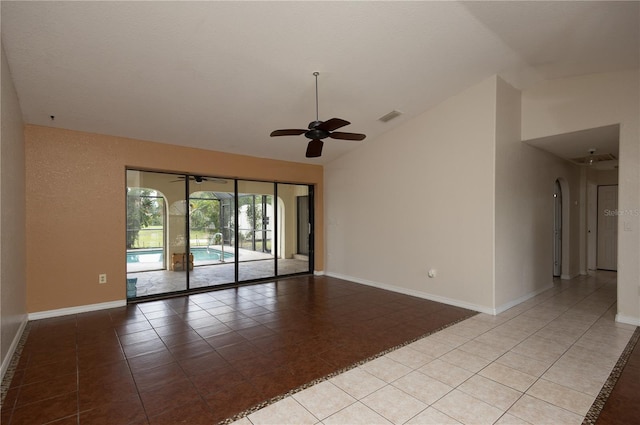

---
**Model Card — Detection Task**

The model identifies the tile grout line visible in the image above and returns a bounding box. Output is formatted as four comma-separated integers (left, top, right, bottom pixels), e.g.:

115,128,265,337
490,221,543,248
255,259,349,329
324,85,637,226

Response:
244,276,624,425
481,281,622,423
262,276,621,425
582,326,640,425
1,274,632,425
0,321,32,408
358,278,622,425
219,312,478,425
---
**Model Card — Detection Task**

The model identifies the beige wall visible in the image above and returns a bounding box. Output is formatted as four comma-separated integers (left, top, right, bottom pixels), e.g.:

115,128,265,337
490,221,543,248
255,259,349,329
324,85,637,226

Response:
25,126,324,313
495,77,582,311
522,70,640,325
325,77,497,312
591,169,618,186
1,44,27,376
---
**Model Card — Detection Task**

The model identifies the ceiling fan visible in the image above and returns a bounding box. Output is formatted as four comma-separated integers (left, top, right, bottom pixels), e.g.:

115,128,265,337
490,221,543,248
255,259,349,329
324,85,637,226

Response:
270,72,366,158
172,175,228,184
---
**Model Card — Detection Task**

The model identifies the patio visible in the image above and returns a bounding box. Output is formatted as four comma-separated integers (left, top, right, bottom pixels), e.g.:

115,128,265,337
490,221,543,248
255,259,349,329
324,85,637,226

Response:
127,246,309,298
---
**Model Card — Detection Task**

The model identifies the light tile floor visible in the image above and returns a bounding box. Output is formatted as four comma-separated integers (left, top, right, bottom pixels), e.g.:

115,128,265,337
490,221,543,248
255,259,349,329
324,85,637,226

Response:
231,271,635,425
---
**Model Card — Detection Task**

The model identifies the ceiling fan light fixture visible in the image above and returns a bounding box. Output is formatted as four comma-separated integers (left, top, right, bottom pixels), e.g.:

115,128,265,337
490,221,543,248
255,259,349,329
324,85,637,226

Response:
587,148,596,166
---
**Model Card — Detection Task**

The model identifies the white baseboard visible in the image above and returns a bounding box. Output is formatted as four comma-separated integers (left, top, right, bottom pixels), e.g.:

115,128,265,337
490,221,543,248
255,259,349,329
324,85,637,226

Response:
324,272,494,315
494,282,555,315
324,273,558,317
313,270,325,276
28,300,127,321
1,317,28,381
615,313,640,326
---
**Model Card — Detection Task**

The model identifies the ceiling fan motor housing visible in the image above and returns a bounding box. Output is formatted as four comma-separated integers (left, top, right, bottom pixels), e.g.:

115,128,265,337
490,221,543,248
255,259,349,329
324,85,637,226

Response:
305,124,330,140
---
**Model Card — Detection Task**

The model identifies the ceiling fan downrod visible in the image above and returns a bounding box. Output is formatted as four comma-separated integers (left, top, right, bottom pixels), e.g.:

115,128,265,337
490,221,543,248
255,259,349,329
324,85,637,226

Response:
313,71,320,123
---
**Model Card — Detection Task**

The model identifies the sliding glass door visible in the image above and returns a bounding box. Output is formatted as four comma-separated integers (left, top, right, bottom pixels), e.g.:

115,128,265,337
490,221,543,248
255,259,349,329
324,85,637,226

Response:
188,177,235,289
126,170,313,300
126,170,188,297
237,181,275,282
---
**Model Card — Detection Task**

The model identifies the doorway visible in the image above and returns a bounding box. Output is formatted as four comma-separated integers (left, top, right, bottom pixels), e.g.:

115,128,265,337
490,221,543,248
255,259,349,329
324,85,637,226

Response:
553,180,562,277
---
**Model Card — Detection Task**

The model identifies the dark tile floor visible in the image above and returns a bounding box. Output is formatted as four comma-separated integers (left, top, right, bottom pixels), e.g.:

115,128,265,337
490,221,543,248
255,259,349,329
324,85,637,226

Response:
595,329,640,425
1,275,474,425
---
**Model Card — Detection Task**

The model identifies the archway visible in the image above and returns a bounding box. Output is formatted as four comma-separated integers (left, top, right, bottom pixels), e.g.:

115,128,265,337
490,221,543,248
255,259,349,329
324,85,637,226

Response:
554,177,571,279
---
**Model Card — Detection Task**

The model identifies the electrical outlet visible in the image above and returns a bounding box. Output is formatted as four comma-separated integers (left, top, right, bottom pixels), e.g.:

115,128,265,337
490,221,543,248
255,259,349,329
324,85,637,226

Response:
99,274,107,284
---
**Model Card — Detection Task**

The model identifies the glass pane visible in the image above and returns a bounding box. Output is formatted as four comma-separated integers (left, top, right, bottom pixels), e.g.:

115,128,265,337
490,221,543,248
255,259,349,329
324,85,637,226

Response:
188,176,235,289
237,181,275,282
277,183,311,275
126,170,187,298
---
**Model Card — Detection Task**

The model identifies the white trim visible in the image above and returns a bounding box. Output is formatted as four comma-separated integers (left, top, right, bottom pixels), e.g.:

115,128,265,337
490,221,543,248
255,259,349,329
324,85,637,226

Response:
494,282,555,315
1,317,28,381
615,313,640,326
28,300,127,321
325,272,494,315
313,270,325,276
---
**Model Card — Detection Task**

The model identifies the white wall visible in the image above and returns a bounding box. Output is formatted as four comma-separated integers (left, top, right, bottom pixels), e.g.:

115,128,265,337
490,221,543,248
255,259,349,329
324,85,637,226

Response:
1,43,27,378
494,77,582,312
522,70,640,325
325,77,496,313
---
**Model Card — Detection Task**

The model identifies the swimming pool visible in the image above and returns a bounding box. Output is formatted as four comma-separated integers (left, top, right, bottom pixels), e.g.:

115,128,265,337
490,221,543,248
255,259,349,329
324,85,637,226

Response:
127,247,233,263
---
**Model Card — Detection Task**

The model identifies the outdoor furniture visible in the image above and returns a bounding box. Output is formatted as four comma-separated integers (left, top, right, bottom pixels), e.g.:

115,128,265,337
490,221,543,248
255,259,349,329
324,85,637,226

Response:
171,253,194,271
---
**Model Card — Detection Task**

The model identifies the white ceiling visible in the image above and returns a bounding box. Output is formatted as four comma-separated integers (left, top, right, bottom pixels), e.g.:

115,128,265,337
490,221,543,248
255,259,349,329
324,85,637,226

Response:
525,124,620,170
2,1,638,165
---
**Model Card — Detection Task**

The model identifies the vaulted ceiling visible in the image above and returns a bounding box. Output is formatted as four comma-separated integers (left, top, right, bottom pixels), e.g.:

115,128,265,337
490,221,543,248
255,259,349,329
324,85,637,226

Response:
2,1,638,164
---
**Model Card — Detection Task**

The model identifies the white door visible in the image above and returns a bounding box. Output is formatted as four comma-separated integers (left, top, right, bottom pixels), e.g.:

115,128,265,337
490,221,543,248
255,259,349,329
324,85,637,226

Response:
597,185,618,271
587,183,598,270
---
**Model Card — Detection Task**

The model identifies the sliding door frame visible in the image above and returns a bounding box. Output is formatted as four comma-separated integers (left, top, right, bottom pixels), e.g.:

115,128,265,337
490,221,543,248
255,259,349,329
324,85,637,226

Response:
126,168,314,302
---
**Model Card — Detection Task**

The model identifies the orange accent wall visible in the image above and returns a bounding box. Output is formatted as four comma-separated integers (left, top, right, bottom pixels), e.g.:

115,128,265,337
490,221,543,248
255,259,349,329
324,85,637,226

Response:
25,125,324,313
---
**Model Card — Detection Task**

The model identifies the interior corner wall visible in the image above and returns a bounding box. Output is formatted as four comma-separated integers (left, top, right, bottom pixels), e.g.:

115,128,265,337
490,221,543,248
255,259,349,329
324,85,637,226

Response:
494,77,582,312
24,126,324,313
324,76,497,313
521,69,640,325
1,43,27,376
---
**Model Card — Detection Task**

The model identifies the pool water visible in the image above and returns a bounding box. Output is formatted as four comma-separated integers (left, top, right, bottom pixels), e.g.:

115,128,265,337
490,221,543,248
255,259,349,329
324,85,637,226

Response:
127,247,233,263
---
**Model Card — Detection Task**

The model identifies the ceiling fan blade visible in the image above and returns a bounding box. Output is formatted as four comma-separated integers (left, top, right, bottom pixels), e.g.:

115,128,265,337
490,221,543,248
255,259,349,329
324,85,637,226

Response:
329,132,366,141
270,129,306,137
305,139,324,158
317,118,350,132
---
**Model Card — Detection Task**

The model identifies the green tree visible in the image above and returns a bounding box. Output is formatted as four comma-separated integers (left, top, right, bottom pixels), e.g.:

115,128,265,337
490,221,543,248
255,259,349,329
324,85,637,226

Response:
238,194,268,229
126,188,156,248
189,194,221,236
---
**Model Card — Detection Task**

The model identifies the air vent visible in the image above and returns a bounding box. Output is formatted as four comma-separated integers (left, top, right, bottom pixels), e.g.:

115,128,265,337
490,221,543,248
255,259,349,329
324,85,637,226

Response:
570,153,617,165
378,110,402,123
